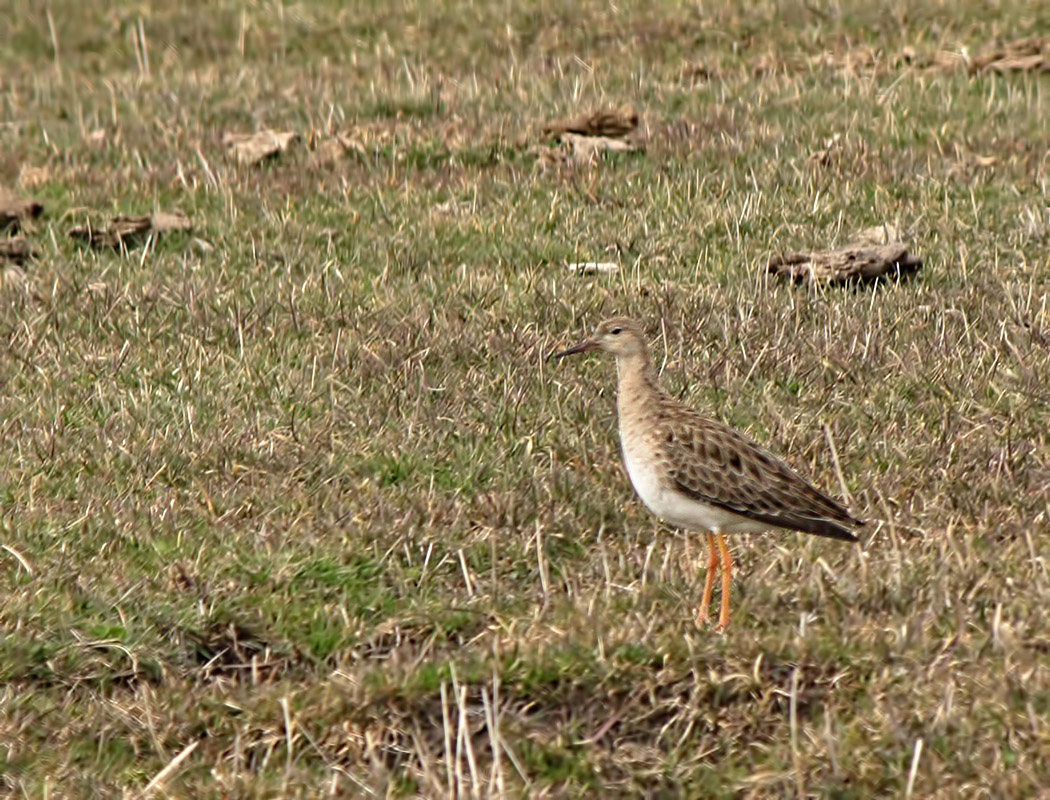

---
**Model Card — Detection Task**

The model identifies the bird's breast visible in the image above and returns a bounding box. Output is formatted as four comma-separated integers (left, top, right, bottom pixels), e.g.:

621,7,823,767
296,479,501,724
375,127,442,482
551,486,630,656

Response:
619,418,772,534
621,433,667,517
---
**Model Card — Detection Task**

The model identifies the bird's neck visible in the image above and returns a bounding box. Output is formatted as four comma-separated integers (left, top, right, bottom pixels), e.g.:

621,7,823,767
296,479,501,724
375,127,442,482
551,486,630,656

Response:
615,351,664,415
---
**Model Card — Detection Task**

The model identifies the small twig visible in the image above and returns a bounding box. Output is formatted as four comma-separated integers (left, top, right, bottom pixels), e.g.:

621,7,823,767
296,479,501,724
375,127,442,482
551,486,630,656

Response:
280,696,295,773
823,423,852,505
905,738,924,798
138,740,199,799
790,668,805,798
440,682,454,796
534,520,550,605
1,544,32,574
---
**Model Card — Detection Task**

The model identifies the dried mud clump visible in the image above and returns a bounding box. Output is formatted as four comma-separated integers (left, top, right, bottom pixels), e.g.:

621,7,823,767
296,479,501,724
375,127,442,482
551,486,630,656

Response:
769,224,923,285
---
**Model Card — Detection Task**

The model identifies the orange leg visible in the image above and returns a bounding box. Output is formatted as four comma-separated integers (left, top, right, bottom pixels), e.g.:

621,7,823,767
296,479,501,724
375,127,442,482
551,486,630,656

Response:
695,532,719,627
715,533,733,632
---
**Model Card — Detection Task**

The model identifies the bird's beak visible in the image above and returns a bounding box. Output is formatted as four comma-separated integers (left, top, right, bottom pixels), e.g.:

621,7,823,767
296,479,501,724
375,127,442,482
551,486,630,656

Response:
551,338,600,360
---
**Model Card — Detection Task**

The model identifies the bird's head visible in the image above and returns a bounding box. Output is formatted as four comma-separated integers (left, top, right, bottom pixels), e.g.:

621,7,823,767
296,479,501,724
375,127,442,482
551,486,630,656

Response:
553,317,648,360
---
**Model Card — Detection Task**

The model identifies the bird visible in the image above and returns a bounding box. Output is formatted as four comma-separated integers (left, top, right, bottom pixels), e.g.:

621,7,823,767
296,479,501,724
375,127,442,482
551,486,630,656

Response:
553,317,861,632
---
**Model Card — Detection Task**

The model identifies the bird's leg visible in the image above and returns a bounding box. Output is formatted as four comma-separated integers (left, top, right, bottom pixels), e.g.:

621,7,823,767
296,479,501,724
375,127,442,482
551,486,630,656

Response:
715,534,733,632
696,531,719,627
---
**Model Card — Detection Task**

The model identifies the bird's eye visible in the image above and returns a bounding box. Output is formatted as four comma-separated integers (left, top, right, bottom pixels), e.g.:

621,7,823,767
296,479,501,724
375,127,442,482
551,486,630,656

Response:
611,327,622,335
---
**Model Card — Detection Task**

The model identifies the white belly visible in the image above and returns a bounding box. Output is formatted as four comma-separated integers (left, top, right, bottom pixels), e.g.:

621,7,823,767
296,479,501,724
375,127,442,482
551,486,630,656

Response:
621,440,770,534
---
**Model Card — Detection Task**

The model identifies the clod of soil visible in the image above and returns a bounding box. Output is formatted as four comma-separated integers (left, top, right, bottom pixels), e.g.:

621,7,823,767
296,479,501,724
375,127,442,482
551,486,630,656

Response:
0,238,34,264
224,130,300,165
69,212,192,250
968,36,1050,75
768,225,922,285
544,104,639,138
0,190,43,233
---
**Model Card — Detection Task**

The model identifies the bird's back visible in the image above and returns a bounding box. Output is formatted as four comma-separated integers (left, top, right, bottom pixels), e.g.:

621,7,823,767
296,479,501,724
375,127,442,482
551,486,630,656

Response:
619,379,860,541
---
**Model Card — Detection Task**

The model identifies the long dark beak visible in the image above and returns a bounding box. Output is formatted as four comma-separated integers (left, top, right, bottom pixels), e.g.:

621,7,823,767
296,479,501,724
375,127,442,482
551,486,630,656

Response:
551,338,600,360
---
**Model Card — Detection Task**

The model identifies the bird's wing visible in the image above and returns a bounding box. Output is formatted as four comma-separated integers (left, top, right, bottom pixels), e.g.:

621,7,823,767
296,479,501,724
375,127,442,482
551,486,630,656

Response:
656,409,861,541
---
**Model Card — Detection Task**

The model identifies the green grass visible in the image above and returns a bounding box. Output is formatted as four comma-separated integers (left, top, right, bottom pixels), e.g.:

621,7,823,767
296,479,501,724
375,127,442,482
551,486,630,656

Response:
2,0,1050,796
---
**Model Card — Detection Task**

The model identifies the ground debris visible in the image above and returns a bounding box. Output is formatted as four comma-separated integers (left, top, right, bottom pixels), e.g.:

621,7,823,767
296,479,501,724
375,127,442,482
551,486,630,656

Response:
0,237,35,264
681,61,721,83
968,36,1050,75
568,261,620,275
768,224,922,285
0,189,43,232
570,132,637,161
544,104,639,138
809,133,843,167
533,134,640,170
308,124,406,167
945,146,999,180
223,129,299,165
535,104,643,171
748,38,1050,79
309,129,376,165
1,263,28,287
311,136,351,166
69,211,192,250
903,36,1050,77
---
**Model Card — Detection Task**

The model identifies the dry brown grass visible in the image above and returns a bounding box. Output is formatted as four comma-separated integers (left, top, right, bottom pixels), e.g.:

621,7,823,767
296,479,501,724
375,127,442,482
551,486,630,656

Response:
1,0,1049,796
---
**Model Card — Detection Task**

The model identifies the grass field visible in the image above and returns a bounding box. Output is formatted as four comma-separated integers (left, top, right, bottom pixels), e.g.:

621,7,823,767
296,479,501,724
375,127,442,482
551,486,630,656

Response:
2,0,1049,796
